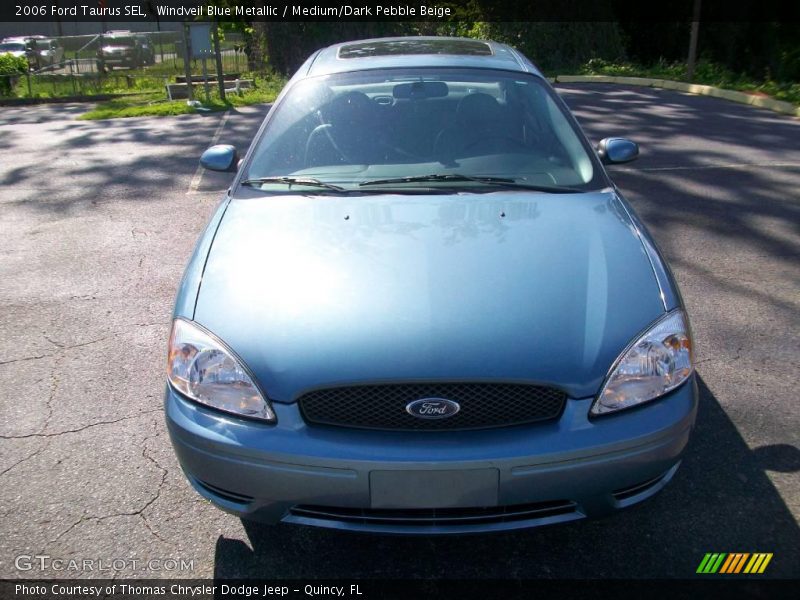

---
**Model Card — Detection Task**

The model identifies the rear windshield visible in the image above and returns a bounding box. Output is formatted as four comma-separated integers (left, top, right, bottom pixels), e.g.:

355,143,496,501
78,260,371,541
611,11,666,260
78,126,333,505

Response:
0,43,26,52
245,68,604,191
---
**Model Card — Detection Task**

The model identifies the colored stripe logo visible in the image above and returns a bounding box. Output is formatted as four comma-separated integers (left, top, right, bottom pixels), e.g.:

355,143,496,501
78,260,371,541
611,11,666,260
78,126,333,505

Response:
697,553,773,574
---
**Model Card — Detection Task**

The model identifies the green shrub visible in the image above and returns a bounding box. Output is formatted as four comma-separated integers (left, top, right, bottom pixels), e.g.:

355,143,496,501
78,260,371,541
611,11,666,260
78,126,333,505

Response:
465,22,626,73
574,57,800,106
0,54,27,96
0,53,27,74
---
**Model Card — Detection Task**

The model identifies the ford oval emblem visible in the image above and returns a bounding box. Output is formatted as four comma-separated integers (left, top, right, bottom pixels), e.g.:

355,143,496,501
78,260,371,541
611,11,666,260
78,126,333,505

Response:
406,398,460,419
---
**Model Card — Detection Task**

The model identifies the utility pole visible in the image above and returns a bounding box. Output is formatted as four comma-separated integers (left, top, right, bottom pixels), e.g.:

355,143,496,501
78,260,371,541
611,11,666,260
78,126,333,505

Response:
213,23,226,102
147,1,164,63
182,24,194,102
99,0,107,36
54,0,63,37
686,0,702,80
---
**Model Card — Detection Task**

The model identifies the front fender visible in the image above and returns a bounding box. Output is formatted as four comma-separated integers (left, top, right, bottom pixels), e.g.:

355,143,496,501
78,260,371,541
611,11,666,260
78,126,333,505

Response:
172,196,232,320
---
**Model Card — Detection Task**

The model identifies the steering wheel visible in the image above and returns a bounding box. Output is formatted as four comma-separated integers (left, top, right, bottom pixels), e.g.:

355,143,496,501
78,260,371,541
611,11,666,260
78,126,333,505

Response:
305,123,352,165
306,123,429,166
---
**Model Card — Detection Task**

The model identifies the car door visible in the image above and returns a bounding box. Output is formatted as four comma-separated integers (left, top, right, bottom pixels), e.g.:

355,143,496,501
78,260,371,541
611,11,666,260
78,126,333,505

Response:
52,41,63,65
23,41,35,67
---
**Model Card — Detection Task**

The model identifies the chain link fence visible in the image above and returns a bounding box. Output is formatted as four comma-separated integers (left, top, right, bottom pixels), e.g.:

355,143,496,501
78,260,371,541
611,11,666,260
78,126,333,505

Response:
0,29,257,101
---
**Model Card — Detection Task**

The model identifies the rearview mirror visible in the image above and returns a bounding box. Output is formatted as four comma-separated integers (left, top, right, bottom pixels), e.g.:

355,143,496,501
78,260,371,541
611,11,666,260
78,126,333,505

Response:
597,138,639,165
200,144,239,172
393,81,449,99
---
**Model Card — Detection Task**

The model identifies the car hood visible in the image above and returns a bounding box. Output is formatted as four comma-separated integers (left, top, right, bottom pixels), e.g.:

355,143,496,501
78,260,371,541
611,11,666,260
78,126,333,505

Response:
194,191,664,401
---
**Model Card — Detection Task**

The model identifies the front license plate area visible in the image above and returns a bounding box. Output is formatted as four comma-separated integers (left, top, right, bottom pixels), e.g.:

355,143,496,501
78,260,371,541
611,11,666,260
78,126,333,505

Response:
370,469,499,509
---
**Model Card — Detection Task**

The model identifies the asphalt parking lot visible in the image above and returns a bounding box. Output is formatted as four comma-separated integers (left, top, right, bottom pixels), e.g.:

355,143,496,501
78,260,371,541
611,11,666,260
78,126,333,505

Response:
0,84,798,580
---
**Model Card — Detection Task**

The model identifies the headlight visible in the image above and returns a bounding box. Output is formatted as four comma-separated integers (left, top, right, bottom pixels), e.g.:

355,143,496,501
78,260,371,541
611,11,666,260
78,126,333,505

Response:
167,319,275,422
591,310,693,416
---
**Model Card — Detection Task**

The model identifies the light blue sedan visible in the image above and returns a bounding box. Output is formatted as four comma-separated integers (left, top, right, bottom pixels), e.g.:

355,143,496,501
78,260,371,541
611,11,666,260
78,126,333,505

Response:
165,37,697,533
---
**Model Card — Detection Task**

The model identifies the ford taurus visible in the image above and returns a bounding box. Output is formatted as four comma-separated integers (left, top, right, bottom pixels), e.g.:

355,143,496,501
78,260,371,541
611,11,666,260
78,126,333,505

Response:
165,37,697,533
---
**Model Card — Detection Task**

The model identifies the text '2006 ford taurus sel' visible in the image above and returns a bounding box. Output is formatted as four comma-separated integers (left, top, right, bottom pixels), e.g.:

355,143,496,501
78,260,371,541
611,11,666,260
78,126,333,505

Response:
165,37,697,534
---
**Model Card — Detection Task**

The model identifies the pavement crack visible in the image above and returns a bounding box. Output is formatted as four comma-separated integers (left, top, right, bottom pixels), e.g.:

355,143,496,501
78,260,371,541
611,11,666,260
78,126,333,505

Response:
140,512,169,545
0,353,53,366
55,336,113,351
39,353,64,433
68,293,98,301
0,441,49,478
0,408,161,440
695,346,743,367
43,335,64,348
137,433,170,544
0,336,109,366
47,440,170,547
48,516,88,545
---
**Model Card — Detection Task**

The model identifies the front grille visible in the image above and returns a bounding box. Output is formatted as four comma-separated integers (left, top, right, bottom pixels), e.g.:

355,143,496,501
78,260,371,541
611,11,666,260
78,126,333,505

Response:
298,383,566,431
290,500,577,527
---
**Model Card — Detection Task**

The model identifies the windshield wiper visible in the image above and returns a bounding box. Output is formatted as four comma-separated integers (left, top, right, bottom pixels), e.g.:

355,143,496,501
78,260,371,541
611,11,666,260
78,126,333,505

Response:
241,176,350,193
359,174,581,193
360,174,512,186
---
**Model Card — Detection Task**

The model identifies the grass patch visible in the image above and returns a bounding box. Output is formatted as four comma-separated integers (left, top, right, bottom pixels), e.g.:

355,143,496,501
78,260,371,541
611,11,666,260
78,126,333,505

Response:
576,58,800,106
77,74,286,120
15,73,169,98
77,93,208,120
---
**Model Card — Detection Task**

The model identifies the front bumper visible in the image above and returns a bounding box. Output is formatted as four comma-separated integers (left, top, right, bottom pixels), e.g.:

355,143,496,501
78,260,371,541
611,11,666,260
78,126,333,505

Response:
165,376,698,534
99,55,136,66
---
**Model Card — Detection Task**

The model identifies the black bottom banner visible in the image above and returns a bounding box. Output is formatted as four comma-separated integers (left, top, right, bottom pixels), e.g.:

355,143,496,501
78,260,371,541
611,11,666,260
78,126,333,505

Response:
2,579,799,600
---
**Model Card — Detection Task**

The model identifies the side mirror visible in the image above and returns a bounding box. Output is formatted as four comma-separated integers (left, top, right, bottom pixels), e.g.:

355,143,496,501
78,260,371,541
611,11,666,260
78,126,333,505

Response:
597,138,639,165
199,144,239,172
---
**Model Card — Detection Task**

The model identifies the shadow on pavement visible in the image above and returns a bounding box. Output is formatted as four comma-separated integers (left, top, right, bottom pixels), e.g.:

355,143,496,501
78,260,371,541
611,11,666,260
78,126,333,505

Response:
561,84,800,270
212,375,799,579
0,103,271,213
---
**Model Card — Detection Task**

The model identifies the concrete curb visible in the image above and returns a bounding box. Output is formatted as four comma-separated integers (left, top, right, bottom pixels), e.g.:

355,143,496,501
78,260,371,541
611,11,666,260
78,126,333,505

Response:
554,75,800,118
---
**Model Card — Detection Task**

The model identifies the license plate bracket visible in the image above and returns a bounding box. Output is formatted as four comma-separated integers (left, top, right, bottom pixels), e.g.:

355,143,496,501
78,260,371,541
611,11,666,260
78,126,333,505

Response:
370,469,499,509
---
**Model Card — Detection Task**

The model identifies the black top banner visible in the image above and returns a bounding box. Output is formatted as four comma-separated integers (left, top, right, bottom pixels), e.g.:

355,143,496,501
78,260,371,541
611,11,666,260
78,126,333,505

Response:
3,0,800,23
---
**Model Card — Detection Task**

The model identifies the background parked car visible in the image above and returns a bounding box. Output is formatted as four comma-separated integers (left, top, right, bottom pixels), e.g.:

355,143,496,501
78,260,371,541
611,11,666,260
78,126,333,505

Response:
136,34,156,66
34,38,64,68
97,31,145,71
0,37,41,70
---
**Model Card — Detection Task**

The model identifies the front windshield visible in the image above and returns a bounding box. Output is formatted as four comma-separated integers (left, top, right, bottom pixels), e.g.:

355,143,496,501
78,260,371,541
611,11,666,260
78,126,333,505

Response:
244,68,603,193
0,43,26,52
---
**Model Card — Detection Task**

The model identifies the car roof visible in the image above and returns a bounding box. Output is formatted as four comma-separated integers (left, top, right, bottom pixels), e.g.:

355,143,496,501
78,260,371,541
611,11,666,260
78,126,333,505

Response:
303,37,542,78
